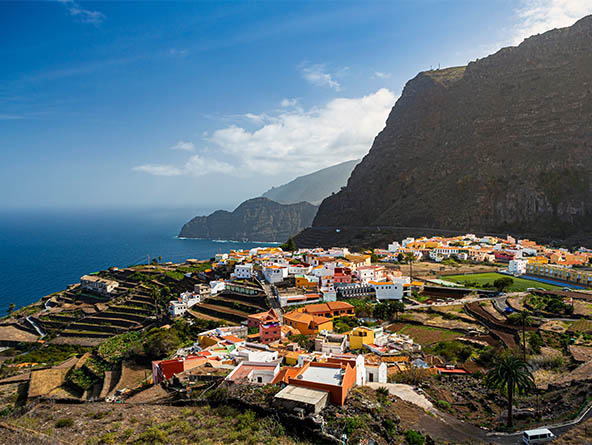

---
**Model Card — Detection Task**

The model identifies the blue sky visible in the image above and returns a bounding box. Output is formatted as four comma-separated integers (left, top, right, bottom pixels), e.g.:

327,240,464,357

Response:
1,0,590,212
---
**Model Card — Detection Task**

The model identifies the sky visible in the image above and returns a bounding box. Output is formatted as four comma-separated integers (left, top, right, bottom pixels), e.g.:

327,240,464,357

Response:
1,0,591,212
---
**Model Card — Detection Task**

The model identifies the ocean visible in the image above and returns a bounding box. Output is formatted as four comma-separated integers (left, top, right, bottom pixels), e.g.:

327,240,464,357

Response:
0,208,274,314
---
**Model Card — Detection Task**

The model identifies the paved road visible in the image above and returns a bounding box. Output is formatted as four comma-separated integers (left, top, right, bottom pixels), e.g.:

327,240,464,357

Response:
366,382,433,411
407,295,497,309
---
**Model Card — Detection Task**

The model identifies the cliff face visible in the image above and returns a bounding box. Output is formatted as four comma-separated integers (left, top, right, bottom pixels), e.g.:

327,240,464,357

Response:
179,197,318,242
312,16,592,241
262,159,359,205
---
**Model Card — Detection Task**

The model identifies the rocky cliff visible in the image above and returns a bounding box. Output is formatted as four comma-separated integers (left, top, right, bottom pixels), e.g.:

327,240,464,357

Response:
262,159,359,205
307,16,592,245
179,197,318,242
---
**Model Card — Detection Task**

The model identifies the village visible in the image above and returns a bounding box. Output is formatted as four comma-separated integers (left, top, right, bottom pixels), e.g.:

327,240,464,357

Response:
0,234,592,444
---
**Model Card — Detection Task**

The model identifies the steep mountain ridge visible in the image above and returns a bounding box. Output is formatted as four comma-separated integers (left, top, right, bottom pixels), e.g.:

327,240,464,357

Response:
179,197,317,242
308,16,592,244
262,159,359,205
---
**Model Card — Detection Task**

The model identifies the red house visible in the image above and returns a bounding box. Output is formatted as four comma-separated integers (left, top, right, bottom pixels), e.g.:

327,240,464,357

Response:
333,267,352,284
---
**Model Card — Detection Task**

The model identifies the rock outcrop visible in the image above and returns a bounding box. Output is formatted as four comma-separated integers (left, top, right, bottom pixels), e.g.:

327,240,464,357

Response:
307,16,592,245
179,197,317,242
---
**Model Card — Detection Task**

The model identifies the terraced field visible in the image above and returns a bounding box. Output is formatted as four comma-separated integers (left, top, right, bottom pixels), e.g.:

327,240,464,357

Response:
190,291,269,325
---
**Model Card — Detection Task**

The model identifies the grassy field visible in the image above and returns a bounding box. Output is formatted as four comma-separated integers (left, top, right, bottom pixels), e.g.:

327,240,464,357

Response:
387,323,463,346
441,272,562,292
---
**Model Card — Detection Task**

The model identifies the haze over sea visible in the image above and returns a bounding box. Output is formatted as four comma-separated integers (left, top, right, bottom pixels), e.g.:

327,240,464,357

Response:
0,208,273,314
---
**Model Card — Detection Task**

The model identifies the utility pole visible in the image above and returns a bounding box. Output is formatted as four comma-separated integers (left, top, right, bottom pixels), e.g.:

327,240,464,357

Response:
148,254,150,265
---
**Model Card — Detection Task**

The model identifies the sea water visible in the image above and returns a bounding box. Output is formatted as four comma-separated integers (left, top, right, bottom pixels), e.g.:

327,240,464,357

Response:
0,208,273,314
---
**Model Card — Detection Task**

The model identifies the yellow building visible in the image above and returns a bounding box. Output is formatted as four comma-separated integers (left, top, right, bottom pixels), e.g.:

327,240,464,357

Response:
525,263,592,287
345,254,371,268
294,275,318,290
283,311,333,335
348,326,375,350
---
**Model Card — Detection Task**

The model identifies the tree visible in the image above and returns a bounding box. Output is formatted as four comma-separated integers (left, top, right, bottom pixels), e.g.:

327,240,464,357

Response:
143,329,180,360
403,252,417,280
390,301,405,321
374,301,405,321
280,237,296,252
528,332,544,355
484,353,535,427
516,310,534,361
7,303,15,316
493,277,514,292
370,251,379,263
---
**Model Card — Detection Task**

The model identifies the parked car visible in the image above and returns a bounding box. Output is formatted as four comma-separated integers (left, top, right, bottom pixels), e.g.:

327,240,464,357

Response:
522,428,555,444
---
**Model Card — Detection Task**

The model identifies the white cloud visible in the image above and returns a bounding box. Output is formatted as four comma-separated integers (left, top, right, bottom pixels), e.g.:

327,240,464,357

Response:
280,98,299,107
56,0,105,25
134,155,235,177
373,71,391,79
301,64,341,90
207,88,395,174
133,89,396,179
170,140,195,151
183,155,235,176
511,0,592,44
244,113,266,123
133,164,182,176
169,48,189,58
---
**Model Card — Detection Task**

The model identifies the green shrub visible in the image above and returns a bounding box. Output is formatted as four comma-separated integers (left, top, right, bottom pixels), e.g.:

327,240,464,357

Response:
0,406,13,417
375,386,389,398
135,426,168,444
344,415,366,435
436,399,452,411
99,432,117,444
56,418,73,428
405,429,426,445
383,418,397,437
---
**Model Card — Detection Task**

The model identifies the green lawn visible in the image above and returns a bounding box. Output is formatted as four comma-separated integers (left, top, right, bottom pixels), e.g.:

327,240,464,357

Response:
441,272,562,292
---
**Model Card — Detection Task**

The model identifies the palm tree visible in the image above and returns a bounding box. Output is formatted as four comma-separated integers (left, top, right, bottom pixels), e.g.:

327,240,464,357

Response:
7,303,15,316
484,354,535,427
516,310,534,361
403,252,417,280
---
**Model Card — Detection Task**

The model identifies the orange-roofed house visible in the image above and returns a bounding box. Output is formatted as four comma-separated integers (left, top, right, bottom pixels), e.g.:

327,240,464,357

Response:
287,361,356,406
299,301,355,319
152,356,207,384
247,309,278,328
283,311,333,335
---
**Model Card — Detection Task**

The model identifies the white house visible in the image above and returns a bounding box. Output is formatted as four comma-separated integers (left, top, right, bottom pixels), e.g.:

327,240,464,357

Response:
346,355,387,385
508,259,527,275
354,265,385,284
288,264,312,275
328,247,350,257
210,280,226,295
215,253,229,262
263,265,288,284
369,277,409,301
365,363,388,384
225,361,280,385
401,237,415,248
234,263,253,279
230,345,279,363
387,241,401,253
314,334,347,355
80,275,119,296
169,291,201,317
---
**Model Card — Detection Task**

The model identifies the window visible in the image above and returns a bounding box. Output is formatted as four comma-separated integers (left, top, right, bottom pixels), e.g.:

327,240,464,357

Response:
257,377,263,383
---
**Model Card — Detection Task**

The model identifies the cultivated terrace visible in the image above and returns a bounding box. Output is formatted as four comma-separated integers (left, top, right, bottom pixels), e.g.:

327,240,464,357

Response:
0,234,591,444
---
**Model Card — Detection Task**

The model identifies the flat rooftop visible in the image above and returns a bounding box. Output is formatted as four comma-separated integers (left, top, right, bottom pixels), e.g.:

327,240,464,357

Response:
299,365,343,386
275,385,329,404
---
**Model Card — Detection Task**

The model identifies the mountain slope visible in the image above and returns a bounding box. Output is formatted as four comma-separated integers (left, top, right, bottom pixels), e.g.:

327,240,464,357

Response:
262,159,359,205
179,198,317,242
307,16,592,245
